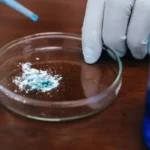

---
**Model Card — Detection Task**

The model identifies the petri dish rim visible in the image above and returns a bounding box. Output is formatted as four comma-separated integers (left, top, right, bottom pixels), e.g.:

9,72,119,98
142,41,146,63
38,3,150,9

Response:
0,32,122,107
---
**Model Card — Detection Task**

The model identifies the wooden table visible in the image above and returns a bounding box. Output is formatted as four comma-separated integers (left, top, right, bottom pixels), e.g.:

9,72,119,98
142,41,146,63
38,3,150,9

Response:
0,0,149,149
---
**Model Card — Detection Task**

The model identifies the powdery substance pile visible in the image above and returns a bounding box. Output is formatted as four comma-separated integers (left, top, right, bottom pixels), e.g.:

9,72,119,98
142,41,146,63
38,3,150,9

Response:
13,62,62,93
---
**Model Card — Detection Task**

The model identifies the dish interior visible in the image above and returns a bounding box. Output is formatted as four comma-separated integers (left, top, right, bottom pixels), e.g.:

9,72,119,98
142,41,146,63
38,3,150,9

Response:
0,48,117,102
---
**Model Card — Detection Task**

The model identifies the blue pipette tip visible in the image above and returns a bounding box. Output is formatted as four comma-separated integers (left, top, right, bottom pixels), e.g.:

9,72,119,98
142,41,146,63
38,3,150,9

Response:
0,0,38,21
31,14,38,21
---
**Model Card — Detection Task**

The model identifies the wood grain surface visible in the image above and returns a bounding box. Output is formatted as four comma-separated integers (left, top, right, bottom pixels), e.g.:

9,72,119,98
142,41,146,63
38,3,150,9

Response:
0,0,149,150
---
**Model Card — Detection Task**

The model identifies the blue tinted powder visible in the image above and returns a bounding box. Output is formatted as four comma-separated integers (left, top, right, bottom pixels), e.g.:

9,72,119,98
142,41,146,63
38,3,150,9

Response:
13,63,62,93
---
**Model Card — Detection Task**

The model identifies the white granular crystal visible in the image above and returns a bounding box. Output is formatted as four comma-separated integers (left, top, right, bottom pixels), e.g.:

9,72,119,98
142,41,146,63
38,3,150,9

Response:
13,63,62,93
35,57,40,60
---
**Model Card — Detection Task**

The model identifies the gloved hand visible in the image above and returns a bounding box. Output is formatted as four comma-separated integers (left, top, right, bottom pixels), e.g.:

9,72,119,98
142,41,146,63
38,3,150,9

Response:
82,0,150,64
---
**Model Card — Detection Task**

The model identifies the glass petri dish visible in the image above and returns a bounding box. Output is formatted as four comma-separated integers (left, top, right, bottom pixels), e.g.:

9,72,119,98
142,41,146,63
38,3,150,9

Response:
0,32,122,122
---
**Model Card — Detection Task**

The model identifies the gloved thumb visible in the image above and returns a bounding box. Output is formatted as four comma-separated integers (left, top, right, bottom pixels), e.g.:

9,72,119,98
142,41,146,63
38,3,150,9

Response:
82,0,105,64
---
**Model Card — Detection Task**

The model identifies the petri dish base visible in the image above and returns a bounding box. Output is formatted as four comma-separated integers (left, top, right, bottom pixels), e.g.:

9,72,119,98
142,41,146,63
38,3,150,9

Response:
0,32,122,122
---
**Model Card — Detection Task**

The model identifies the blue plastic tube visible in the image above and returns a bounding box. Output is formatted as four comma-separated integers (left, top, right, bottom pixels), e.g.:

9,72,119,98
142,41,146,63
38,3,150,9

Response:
0,0,38,21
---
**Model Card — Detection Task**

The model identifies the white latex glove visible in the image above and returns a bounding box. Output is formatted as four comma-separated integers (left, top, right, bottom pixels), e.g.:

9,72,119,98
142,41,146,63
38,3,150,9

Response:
82,0,150,64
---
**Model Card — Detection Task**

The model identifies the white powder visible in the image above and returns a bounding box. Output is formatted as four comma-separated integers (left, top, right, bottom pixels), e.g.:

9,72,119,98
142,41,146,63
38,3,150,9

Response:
35,57,40,61
13,63,62,93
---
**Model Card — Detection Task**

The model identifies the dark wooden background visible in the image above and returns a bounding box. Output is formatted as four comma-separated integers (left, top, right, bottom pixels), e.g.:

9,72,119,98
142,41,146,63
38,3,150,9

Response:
0,0,149,149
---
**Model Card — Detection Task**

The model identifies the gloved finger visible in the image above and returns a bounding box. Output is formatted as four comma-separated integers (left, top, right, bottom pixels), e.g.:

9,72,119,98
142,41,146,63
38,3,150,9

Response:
82,0,105,64
127,0,150,59
102,0,135,57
